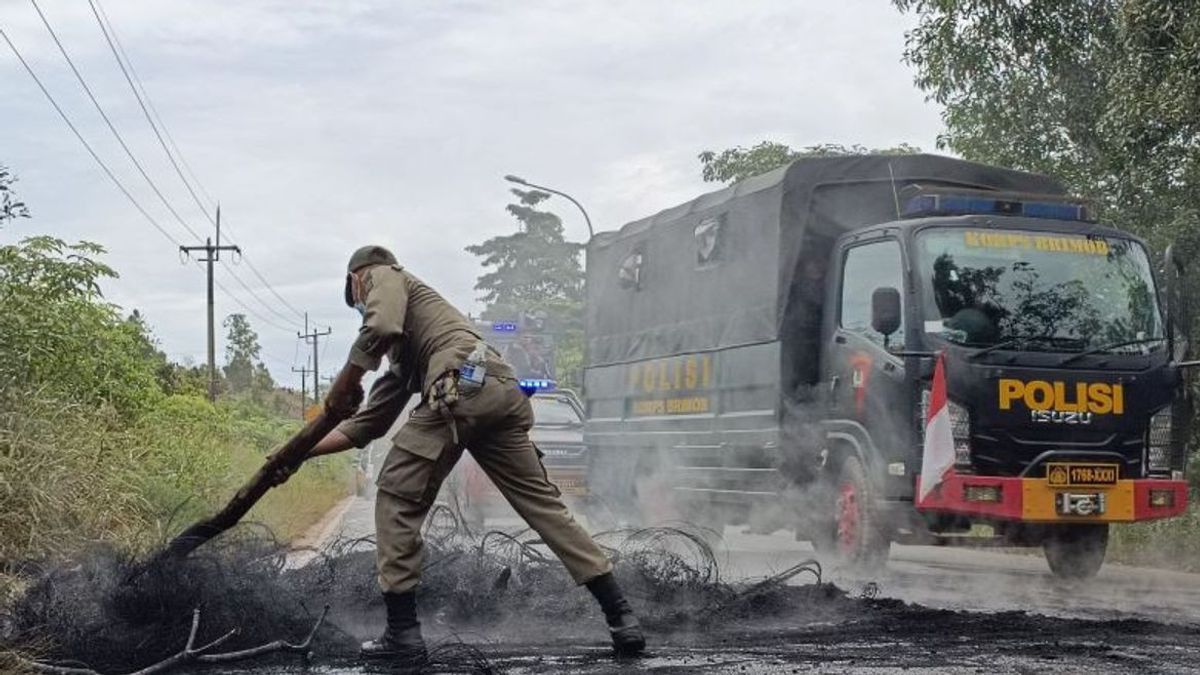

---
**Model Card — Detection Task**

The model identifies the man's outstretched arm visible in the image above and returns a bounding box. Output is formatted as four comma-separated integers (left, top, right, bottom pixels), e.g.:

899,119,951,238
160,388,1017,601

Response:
309,366,413,458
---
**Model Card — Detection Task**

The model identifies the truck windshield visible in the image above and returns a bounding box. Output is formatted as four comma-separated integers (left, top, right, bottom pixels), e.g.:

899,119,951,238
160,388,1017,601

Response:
916,227,1164,354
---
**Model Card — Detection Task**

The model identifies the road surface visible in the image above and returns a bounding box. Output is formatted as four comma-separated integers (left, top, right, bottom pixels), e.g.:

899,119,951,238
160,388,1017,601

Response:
265,493,1200,673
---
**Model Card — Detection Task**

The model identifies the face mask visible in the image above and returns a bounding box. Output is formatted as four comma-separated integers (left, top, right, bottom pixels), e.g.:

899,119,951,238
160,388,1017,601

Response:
354,302,366,318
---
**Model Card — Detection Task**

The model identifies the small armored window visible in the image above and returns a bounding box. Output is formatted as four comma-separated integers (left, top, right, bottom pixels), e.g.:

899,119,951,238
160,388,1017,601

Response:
618,247,645,290
694,214,726,267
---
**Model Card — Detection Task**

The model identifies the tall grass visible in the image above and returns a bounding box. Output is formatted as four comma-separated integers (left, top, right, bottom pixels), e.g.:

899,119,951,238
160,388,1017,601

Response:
0,390,352,562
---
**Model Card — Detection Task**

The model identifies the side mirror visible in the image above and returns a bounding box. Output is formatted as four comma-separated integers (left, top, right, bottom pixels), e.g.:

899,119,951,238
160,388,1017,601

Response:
871,286,902,338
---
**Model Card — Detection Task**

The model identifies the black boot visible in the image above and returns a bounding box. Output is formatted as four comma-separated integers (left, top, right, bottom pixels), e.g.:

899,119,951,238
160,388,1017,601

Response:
361,591,428,662
586,572,646,656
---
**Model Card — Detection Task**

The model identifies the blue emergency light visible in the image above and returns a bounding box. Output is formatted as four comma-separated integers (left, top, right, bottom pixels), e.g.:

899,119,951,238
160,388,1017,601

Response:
903,192,1091,222
519,378,556,391
492,321,518,332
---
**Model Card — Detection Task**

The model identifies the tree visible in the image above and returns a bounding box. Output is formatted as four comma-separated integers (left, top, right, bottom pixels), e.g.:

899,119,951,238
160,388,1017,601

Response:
0,236,161,415
1,164,30,228
893,0,1200,255
467,188,586,387
466,188,584,317
222,313,270,394
698,141,922,184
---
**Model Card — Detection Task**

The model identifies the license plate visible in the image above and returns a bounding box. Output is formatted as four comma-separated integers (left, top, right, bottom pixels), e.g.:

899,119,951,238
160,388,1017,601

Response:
1046,463,1118,487
551,475,588,496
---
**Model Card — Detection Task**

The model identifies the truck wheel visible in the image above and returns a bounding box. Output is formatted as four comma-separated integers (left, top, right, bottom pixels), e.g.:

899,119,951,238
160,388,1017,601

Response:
813,456,890,571
1043,524,1108,580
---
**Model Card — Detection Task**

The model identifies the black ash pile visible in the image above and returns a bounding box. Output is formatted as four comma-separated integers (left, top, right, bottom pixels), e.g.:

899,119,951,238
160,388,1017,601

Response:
1,506,844,674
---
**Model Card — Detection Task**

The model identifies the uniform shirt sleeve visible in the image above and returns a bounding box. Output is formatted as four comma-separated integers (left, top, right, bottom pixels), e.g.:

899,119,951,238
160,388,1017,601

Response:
335,368,413,448
348,267,408,372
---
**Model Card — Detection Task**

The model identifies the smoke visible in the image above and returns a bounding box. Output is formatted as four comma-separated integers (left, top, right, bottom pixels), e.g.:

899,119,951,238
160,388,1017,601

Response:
0,510,856,674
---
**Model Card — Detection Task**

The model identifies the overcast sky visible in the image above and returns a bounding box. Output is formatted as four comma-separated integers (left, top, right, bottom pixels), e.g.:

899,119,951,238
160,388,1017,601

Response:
0,0,943,390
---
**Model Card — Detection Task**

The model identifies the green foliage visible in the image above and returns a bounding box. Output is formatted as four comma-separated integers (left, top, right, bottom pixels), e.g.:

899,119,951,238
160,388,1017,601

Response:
466,188,585,317
0,164,29,228
698,141,922,184
0,236,162,417
223,313,273,395
0,390,348,559
0,167,349,560
896,1,1200,570
893,0,1200,254
468,188,585,383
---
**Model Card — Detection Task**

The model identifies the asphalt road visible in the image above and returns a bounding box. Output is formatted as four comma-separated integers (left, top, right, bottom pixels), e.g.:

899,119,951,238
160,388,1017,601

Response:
264,494,1200,673
716,527,1200,626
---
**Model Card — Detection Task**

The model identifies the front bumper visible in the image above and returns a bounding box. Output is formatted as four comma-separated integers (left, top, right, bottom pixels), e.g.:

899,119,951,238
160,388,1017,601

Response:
917,472,1189,523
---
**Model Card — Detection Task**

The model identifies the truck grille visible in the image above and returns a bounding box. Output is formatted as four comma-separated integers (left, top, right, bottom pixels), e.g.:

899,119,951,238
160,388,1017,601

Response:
969,428,1144,478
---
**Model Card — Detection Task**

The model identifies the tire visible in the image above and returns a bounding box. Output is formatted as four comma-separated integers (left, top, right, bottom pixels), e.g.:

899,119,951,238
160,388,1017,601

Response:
1043,524,1108,580
812,455,890,572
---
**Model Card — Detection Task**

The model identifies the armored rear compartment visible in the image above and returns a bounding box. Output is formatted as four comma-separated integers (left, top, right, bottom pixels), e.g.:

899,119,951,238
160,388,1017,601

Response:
583,154,1064,526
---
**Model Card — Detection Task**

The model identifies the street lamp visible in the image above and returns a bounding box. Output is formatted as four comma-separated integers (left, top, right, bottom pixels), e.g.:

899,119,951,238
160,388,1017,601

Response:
504,174,594,240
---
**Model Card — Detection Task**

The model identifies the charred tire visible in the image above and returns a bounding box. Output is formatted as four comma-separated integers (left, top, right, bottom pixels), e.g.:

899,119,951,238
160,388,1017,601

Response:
1043,524,1108,580
812,455,890,571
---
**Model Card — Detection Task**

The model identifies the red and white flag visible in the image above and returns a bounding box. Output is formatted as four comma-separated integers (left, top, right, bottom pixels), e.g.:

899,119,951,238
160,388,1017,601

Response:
918,352,955,502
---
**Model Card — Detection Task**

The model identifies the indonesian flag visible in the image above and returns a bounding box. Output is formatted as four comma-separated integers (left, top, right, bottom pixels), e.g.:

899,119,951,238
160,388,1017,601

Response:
918,352,955,502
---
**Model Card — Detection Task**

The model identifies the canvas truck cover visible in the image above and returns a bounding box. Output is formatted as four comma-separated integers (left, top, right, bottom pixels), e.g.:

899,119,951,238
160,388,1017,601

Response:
585,154,1064,369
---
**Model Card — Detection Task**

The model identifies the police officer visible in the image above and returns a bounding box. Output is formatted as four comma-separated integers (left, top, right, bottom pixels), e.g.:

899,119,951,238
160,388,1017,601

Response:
298,245,644,661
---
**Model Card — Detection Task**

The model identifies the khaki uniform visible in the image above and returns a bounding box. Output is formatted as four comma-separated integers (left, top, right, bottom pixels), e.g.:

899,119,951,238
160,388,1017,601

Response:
336,265,612,594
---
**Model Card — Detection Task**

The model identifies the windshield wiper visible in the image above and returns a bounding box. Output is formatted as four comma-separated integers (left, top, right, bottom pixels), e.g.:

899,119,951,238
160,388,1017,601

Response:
967,335,1086,361
1058,337,1166,365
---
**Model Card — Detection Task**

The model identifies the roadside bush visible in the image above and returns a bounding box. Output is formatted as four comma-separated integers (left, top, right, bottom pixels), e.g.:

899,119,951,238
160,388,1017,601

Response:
0,236,352,565
1109,449,1200,572
0,389,352,562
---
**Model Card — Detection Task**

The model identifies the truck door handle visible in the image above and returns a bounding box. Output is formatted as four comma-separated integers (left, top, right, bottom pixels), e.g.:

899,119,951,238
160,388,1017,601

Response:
835,335,847,344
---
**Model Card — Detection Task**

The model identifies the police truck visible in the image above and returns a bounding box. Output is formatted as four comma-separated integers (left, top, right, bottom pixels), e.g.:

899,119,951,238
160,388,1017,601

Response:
583,154,1191,578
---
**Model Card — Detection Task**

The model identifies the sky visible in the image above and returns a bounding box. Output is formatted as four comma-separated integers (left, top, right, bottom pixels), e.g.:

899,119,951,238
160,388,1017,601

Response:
0,0,943,391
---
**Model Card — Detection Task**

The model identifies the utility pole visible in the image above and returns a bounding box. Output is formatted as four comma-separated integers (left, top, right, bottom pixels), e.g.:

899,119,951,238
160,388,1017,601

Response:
298,312,332,402
291,364,312,417
180,205,240,402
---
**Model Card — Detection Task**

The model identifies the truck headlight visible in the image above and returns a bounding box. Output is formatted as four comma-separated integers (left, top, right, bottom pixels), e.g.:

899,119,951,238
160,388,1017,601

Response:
1147,409,1173,474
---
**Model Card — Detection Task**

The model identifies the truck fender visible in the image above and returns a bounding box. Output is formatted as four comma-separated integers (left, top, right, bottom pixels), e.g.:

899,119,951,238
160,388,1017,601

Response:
821,419,882,477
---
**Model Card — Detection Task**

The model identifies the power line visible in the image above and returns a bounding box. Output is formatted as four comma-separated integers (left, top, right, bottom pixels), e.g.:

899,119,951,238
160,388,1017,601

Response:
299,314,333,401
3,13,304,386
88,0,309,323
212,276,297,334
86,0,213,229
30,0,203,243
219,260,305,329
237,257,309,321
90,0,216,211
0,26,182,248
180,215,240,401
10,6,305,345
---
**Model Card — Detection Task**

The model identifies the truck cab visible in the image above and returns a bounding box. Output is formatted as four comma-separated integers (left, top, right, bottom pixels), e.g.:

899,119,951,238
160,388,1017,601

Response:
819,189,1190,577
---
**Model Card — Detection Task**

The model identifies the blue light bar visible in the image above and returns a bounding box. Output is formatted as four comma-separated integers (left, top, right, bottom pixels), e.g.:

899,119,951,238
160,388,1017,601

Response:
492,321,518,332
519,378,556,391
903,193,1089,222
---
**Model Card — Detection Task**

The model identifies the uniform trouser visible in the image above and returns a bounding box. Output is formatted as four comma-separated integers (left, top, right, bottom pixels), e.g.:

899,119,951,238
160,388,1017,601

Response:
374,376,613,594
